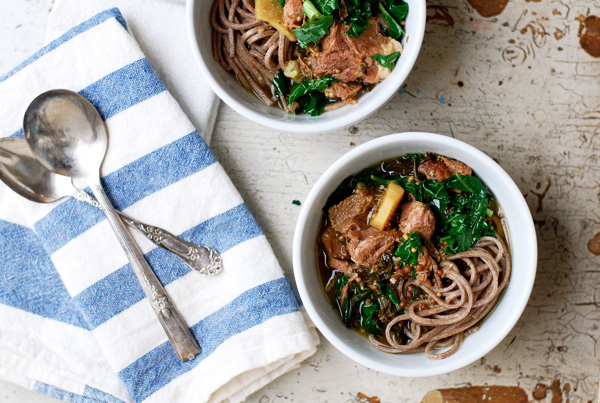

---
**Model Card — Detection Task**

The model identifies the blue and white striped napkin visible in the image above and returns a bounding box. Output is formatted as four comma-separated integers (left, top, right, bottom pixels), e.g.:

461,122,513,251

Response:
0,7,317,403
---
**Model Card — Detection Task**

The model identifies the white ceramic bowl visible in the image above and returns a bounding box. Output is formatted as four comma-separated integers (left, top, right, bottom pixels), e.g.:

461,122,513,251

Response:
186,0,426,132
293,132,537,376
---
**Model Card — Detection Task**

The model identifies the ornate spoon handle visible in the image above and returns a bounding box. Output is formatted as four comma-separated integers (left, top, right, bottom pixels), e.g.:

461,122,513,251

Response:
75,190,223,275
89,182,200,362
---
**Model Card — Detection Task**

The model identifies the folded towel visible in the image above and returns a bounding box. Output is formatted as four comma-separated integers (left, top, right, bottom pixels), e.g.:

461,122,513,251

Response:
0,7,317,403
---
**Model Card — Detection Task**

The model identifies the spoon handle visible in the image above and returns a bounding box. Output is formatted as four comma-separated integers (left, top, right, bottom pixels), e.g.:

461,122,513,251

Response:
89,183,200,362
74,190,223,275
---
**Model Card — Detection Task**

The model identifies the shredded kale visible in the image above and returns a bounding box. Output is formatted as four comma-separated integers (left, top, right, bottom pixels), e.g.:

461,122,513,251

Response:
272,72,288,97
344,0,373,37
293,3,333,48
287,76,335,116
334,274,402,334
371,170,495,254
439,176,495,254
278,0,286,8
379,2,405,40
313,0,339,15
371,52,401,70
388,0,408,21
378,282,400,309
393,231,422,268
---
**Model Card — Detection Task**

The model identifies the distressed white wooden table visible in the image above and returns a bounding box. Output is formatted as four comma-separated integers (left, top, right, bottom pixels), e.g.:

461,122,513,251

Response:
1,0,599,402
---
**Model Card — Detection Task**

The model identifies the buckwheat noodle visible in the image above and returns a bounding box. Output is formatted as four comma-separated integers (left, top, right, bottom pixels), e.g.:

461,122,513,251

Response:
369,236,511,360
211,0,293,108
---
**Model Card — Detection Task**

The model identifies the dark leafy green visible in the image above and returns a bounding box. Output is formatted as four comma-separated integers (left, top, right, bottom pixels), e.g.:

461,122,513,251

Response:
422,180,449,214
293,15,333,48
405,153,424,162
333,275,402,334
272,72,288,97
288,76,335,116
371,52,401,70
378,282,400,309
393,231,422,268
288,76,335,103
443,175,492,196
370,174,422,201
344,0,373,37
313,0,339,15
379,2,405,40
388,0,408,21
360,300,380,334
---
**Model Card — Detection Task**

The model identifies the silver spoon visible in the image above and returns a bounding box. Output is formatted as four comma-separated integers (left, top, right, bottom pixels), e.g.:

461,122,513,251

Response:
23,89,199,362
0,137,222,276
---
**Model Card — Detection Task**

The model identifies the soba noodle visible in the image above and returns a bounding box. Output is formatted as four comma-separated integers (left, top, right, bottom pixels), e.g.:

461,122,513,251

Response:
369,236,510,360
210,0,292,108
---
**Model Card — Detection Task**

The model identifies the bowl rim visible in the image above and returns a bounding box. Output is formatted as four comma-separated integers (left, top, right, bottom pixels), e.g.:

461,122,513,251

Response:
186,0,427,133
292,132,538,376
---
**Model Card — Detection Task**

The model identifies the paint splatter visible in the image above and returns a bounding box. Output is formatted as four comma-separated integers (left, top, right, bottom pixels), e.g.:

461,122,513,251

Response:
533,383,547,400
588,231,600,255
292,200,301,206
437,90,449,104
577,15,600,58
357,392,380,403
550,379,562,403
416,89,421,94
466,0,509,18
398,86,405,94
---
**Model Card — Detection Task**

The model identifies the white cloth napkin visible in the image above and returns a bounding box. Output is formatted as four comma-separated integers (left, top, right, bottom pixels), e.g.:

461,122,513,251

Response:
46,0,219,145
0,6,318,403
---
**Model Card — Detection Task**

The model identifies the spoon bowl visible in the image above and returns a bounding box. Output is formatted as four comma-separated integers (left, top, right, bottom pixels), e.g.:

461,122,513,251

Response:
0,137,73,203
24,90,107,180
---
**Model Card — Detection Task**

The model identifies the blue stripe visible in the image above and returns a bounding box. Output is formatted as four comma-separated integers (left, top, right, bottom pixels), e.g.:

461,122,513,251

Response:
33,382,124,403
0,220,88,329
34,130,217,254
10,58,166,138
75,203,263,329
80,58,166,120
119,278,300,402
0,8,127,83
83,386,126,403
